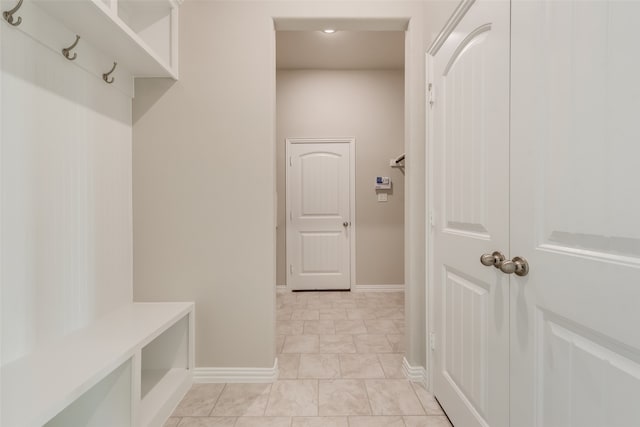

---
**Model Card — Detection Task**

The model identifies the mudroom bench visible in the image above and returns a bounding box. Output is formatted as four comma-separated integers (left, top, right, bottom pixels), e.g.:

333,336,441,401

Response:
1,302,194,427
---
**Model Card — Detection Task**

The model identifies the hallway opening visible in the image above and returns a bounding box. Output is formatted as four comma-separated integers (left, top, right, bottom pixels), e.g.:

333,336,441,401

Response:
275,30,406,293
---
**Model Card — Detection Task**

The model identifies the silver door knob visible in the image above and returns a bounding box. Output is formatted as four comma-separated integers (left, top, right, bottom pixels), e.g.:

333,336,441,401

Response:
480,251,505,269
499,256,529,277
343,222,349,227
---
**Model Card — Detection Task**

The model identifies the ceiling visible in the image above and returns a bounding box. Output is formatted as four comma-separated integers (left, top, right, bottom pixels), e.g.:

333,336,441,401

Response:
276,31,405,70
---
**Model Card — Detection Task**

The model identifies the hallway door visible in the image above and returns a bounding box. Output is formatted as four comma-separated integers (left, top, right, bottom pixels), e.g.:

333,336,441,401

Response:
510,1,640,425
431,0,640,426
286,138,354,290
429,1,511,426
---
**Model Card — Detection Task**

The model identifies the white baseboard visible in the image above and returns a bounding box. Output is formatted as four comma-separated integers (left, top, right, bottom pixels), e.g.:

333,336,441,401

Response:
194,358,279,383
352,284,404,292
276,285,288,293
403,357,428,387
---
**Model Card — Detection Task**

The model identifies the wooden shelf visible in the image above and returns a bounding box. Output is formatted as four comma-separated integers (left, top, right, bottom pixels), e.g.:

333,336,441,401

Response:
1,302,194,427
33,0,178,78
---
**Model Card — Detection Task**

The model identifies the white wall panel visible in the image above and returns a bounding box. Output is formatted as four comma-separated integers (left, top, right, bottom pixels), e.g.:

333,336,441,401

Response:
443,269,488,418
300,232,341,274
1,25,132,364
443,28,490,237
540,315,640,427
300,153,341,217
539,1,640,260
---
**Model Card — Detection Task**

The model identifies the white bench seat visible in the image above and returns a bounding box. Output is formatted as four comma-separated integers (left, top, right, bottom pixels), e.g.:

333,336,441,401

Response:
1,302,194,427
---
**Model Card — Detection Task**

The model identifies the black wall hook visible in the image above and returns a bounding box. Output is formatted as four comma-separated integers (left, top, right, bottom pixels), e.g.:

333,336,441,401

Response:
3,0,23,26
103,62,117,84
62,35,80,61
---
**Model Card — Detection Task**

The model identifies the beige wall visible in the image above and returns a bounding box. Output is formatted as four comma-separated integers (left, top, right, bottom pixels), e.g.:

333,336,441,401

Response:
133,0,439,370
276,70,405,287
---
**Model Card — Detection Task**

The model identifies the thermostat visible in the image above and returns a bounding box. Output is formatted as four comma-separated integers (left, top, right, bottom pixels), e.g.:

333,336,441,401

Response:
375,176,391,190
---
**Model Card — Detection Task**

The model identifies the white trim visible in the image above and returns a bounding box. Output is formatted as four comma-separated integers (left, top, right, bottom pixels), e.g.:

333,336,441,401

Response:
427,0,476,55
352,284,404,292
276,285,288,293
403,357,429,388
287,137,355,145
274,17,409,32
285,137,357,291
193,359,279,384
0,7,3,416
426,51,437,398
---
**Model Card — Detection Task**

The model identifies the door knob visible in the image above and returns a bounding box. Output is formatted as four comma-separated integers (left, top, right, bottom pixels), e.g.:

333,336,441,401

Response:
343,221,350,227
480,251,505,269
499,256,529,277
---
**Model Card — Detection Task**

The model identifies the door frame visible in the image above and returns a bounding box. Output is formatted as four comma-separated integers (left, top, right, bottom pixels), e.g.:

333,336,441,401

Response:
426,51,436,391
285,137,357,290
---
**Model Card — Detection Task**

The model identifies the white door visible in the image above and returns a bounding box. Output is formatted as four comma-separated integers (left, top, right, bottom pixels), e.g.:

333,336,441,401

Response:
510,1,640,425
429,1,510,426
432,0,640,425
286,138,354,291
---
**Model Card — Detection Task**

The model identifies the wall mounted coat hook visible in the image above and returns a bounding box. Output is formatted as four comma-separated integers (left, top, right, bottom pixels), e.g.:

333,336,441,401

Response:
62,35,80,61
3,0,23,26
103,62,117,84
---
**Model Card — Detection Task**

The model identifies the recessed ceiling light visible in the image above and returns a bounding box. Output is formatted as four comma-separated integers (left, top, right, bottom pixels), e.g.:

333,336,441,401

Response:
322,29,336,34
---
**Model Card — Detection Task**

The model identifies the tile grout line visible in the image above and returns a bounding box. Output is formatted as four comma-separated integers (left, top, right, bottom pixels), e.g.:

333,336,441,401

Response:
207,383,227,416
315,379,319,417
263,380,277,418
362,378,376,418
411,382,432,416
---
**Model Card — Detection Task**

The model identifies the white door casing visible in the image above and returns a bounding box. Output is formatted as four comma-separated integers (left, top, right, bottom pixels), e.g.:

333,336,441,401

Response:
510,1,640,425
286,138,355,291
429,1,510,426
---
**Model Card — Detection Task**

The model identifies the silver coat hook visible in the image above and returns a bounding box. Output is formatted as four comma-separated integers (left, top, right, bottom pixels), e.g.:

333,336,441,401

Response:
103,62,117,84
3,0,23,26
62,35,80,61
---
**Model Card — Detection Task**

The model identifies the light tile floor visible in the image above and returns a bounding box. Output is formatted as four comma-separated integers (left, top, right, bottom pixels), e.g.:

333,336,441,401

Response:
166,291,451,427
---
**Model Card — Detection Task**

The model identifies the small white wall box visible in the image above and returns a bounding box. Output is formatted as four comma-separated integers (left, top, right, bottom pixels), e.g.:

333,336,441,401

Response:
375,176,392,190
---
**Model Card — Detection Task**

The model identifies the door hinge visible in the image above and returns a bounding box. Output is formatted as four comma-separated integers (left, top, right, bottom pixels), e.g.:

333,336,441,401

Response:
289,211,292,221
428,83,435,108
289,264,293,275
289,156,292,167
429,210,436,228
430,332,436,351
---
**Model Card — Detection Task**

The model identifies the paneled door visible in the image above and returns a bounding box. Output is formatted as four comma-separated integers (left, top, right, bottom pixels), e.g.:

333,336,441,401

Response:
510,1,640,425
432,0,640,426
429,1,511,426
286,138,354,290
